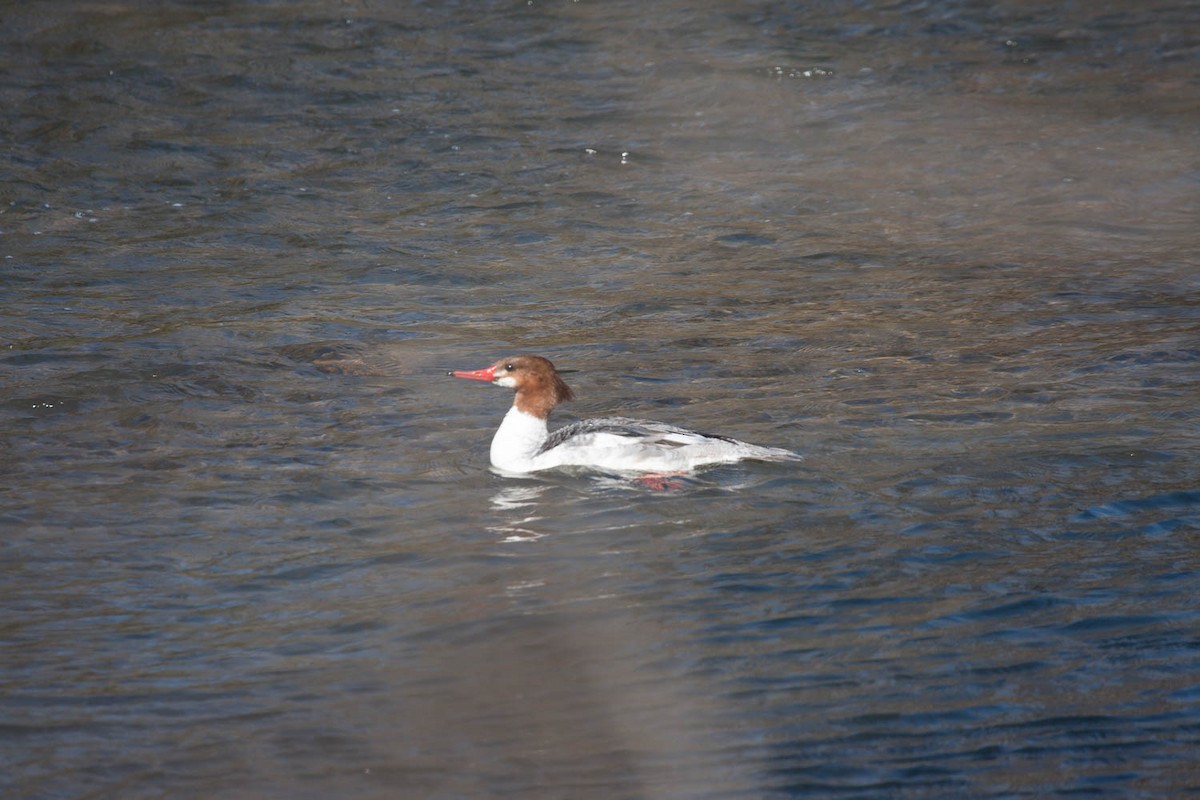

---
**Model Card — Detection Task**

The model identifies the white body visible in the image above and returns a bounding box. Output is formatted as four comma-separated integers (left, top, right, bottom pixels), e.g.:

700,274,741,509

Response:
489,406,799,474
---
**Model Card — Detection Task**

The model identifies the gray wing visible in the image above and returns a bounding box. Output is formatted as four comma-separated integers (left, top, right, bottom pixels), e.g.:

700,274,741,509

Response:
538,416,739,454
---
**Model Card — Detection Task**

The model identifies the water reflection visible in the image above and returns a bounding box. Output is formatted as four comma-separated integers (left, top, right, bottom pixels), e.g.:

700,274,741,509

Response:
488,484,548,543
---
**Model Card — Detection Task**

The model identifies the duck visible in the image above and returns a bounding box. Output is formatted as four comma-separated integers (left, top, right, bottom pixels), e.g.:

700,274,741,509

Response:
448,354,799,474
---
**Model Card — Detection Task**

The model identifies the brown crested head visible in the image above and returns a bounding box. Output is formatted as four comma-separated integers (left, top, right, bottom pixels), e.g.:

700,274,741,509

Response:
493,354,574,418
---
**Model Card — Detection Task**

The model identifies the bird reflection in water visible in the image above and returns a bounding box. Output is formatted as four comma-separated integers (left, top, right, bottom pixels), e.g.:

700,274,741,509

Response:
487,485,548,543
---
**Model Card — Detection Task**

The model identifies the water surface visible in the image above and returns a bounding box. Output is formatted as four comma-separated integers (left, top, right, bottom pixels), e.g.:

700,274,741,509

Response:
3,1,1199,797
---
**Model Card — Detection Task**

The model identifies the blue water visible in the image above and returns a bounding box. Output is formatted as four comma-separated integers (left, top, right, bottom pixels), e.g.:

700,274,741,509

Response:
2,1,1199,797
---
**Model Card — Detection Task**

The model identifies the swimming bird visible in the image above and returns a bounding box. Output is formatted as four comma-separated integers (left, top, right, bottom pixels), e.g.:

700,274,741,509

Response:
448,354,799,474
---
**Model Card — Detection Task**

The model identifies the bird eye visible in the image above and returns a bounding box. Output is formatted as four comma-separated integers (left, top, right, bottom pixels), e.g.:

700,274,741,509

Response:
505,363,516,371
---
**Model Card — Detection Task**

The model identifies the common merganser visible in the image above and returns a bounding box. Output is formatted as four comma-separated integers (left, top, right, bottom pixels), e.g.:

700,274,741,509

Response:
448,354,800,474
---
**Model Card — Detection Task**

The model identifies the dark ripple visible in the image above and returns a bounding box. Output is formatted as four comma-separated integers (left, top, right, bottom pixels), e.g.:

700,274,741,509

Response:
715,232,776,246
955,595,1064,622
904,411,1014,424
1058,614,1176,635
1,350,112,366
1074,489,1200,521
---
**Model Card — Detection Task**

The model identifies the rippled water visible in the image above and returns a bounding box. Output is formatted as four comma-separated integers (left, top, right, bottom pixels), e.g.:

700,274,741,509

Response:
3,1,1199,797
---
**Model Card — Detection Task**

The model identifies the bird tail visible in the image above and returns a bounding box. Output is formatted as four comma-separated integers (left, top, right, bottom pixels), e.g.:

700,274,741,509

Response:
746,443,802,462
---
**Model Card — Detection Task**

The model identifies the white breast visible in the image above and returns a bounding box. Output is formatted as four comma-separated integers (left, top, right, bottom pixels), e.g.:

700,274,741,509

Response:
489,406,550,472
